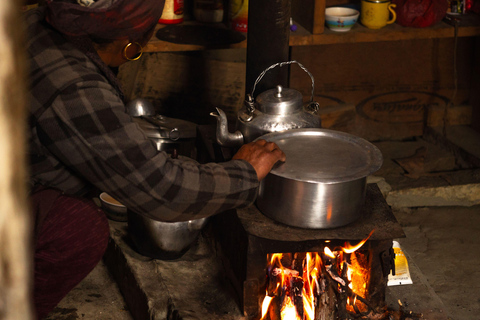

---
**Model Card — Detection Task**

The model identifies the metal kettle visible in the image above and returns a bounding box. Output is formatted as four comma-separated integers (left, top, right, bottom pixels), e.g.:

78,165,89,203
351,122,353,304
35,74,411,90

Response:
210,61,321,147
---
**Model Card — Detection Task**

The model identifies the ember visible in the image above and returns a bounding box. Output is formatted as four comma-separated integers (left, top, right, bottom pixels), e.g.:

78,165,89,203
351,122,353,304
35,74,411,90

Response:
260,231,376,320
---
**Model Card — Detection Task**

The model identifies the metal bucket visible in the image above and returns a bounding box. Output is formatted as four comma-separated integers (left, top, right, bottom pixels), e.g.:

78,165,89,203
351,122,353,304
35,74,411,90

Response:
128,210,208,260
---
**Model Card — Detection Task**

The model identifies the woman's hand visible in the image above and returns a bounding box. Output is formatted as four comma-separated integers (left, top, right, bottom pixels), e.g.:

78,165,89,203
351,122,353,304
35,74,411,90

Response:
232,139,286,181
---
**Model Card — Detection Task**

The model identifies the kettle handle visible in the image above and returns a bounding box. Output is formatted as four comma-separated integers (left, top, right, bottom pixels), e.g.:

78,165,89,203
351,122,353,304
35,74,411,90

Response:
250,60,316,104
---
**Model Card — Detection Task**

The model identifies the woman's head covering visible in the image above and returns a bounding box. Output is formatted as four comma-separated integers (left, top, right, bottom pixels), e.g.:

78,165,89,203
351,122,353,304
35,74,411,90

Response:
44,0,165,40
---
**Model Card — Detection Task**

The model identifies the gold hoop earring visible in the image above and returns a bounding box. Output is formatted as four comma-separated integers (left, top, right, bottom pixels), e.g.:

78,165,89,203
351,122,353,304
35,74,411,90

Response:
123,42,143,61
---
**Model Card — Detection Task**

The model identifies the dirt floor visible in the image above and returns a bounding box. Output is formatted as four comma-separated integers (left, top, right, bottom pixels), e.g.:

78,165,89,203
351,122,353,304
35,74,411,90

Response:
44,258,132,320
392,205,480,320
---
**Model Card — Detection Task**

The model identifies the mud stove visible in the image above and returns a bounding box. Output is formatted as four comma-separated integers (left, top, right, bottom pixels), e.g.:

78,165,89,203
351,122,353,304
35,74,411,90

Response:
212,184,405,320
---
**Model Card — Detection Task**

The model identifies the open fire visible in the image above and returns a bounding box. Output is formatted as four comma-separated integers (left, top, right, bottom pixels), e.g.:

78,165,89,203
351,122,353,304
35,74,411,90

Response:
211,185,408,319
260,231,379,320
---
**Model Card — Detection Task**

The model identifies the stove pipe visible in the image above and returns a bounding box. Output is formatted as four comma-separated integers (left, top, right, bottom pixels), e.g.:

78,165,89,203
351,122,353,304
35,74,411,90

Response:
246,0,292,98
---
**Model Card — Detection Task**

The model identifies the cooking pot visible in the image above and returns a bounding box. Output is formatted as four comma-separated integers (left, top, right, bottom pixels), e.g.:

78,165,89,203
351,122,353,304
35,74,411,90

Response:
128,210,209,260
210,61,321,147
126,98,156,117
256,128,383,229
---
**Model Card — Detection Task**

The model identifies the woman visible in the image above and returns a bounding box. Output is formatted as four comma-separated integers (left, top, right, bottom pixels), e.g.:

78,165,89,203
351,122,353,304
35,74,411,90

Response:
26,0,285,318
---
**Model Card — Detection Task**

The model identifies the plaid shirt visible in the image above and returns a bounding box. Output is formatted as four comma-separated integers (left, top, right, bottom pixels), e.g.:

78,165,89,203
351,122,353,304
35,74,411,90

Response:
26,9,258,221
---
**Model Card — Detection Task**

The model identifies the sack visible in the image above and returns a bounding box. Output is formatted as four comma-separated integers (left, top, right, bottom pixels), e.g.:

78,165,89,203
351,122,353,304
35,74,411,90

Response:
393,0,448,27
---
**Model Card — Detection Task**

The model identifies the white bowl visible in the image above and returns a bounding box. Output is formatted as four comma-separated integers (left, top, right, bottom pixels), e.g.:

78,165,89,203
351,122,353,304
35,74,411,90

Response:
99,192,127,222
325,7,360,32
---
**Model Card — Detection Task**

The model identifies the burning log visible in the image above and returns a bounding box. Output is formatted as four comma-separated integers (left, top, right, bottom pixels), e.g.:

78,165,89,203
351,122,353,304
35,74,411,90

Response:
293,252,307,271
315,276,336,320
325,264,346,286
272,268,299,277
260,232,399,320
291,276,304,319
267,296,281,320
265,263,305,320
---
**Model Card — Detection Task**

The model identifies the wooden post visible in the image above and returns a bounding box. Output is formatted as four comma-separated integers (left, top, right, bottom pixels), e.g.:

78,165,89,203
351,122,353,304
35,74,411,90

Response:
471,36,480,134
245,0,291,98
0,1,33,319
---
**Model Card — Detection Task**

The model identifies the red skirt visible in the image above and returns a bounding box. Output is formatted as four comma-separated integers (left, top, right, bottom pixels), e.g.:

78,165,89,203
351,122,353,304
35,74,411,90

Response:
31,187,109,319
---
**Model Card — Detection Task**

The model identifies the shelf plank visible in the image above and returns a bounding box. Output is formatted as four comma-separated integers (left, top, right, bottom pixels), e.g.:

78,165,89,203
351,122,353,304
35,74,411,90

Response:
144,23,248,52
144,38,247,52
290,15,480,46
144,14,480,52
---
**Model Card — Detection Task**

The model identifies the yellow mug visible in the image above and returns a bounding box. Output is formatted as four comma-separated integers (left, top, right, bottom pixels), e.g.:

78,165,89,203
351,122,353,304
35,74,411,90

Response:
361,0,396,29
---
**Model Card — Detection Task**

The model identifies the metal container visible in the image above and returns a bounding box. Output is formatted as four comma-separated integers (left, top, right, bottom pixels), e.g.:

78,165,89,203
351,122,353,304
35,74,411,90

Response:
126,98,156,117
126,104,202,259
133,114,197,159
256,128,383,229
211,61,321,147
128,210,209,260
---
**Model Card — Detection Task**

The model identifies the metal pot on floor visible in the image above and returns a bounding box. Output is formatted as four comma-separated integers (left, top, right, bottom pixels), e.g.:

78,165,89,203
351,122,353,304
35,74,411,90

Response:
128,211,208,260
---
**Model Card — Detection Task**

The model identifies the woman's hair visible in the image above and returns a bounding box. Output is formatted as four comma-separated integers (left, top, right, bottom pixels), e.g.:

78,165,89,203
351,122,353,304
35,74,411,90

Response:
44,0,165,41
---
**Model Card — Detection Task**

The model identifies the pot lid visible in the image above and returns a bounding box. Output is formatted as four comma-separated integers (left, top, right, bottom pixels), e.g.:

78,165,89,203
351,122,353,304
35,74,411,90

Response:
133,115,197,140
256,85,303,115
258,128,383,183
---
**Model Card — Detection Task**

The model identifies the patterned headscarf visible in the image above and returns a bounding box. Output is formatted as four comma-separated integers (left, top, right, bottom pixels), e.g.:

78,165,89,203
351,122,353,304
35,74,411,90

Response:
45,0,165,40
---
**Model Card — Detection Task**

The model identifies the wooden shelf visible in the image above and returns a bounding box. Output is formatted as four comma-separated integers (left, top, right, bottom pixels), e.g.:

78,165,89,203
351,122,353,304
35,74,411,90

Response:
144,13,480,53
144,22,247,53
291,13,480,46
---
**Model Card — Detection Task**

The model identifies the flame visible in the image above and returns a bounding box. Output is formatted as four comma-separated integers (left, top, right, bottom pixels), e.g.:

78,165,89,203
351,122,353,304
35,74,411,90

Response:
342,230,374,253
261,252,324,319
261,292,274,319
345,251,370,313
324,246,335,259
270,253,284,269
281,296,301,320
302,253,322,320
261,230,375,319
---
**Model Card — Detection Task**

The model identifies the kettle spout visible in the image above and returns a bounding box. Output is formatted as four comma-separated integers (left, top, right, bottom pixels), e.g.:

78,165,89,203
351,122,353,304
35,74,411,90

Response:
210,107,244,147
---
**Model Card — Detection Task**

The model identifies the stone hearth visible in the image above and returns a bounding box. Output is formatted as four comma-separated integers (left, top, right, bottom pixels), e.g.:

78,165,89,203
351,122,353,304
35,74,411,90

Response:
104,209,449,320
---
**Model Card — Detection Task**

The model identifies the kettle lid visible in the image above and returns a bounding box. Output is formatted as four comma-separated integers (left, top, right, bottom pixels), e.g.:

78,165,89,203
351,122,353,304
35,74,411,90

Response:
256,85,303,115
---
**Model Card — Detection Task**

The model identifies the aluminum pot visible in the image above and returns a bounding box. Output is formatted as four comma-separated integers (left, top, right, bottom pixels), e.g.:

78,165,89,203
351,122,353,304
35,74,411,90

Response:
256,128,383,229
132,114,197,159
128,210,208,260
126,98,156,117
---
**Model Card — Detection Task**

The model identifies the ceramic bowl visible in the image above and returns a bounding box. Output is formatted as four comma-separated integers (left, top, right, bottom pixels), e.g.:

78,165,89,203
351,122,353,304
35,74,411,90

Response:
99,192,128,222
325,7,360,32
